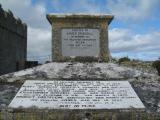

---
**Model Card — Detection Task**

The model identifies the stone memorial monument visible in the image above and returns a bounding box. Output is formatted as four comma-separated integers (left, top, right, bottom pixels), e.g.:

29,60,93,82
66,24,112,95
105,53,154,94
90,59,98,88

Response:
46,14,114,62
7,14,149,119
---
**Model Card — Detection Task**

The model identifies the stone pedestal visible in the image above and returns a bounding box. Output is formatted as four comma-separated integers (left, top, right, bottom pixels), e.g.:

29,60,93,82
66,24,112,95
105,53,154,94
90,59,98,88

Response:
47,14,114,62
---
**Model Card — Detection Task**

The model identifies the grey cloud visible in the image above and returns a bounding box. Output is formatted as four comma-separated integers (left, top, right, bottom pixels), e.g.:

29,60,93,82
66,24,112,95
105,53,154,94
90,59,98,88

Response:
27,27,51,57
109,28,160,56
51,0,102,13
106,0,160,21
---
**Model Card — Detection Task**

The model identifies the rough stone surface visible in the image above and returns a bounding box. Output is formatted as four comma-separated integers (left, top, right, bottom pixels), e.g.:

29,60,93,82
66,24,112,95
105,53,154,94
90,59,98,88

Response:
0,84,20,109
0,62,156,82
0,62,159,113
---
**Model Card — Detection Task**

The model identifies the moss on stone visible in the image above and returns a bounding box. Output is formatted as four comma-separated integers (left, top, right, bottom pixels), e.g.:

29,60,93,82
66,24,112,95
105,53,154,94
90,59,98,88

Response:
0,110,160,120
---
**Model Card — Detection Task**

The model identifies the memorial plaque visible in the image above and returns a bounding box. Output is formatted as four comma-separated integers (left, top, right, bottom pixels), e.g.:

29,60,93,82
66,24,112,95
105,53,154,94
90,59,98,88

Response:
9,80,145,109
61,28,100,56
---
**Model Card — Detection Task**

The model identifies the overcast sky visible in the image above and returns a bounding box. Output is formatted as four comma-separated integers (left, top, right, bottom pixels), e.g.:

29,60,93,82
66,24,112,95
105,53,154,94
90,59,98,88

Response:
1,0,160,62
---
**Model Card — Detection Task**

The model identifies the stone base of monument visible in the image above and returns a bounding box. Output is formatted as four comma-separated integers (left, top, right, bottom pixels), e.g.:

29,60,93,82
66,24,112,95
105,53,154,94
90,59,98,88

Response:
0,62,160,120
1,109,158,120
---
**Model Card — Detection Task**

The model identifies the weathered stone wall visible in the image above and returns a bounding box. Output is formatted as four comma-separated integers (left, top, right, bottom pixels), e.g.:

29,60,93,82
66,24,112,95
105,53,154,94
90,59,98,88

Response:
0,6,27,75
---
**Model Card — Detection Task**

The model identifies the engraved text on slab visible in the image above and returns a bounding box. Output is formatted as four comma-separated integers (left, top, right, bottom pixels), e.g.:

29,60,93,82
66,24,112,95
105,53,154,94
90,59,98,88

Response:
9,80,145,109
61,28,100,56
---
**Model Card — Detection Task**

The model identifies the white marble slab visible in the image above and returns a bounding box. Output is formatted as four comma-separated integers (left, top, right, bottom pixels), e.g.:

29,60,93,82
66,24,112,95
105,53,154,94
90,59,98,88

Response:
9,80,145,109
61,28,100,56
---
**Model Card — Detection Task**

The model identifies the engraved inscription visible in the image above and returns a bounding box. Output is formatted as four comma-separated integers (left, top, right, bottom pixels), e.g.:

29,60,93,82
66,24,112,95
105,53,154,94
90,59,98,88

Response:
61,28,100,56
9,80,145,109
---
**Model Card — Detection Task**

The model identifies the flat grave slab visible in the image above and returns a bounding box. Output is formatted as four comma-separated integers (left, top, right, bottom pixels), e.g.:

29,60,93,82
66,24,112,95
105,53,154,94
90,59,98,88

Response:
9,80,145,109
